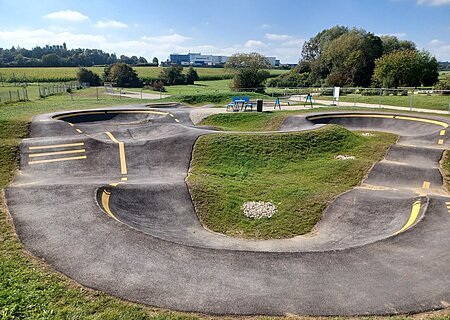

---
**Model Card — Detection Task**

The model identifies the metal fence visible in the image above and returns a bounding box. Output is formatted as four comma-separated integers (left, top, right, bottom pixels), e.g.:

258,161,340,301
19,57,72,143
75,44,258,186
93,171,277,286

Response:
259,87,450,111
0,87,29,104
38,82,81,98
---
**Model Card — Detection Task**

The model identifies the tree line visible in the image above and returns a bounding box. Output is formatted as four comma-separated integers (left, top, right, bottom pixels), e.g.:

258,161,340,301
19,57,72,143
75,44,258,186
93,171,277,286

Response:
0,45,159,67
77,63,199,90
268,26,440,88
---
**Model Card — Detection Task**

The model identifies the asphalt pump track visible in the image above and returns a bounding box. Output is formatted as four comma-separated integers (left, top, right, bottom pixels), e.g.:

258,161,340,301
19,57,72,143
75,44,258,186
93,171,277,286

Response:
5,105,450,316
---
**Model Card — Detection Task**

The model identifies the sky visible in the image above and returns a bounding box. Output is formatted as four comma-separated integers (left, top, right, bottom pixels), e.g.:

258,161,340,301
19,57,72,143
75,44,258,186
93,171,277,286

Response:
0,0,449,63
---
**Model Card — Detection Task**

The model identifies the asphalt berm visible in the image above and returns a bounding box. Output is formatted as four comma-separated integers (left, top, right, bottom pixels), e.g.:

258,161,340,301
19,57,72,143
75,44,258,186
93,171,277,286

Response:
5,105,450,316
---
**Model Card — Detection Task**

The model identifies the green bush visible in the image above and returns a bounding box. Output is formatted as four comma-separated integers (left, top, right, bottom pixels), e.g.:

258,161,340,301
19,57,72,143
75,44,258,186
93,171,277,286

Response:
361,89,380,96
435,75,450,95
76,67,101,86
103,62,142,87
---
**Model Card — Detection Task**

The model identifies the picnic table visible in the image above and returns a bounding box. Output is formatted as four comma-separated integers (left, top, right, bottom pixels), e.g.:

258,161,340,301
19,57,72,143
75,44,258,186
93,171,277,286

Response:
226,96,253,112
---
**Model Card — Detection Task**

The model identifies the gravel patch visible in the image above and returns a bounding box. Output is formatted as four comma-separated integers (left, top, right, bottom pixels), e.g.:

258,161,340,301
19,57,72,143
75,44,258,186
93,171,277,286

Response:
189,108,227,125
335,155,356,160
241,201,277,219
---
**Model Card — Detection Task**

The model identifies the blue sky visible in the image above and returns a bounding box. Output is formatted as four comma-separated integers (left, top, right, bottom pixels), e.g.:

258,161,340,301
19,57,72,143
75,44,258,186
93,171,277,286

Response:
0,0,449,63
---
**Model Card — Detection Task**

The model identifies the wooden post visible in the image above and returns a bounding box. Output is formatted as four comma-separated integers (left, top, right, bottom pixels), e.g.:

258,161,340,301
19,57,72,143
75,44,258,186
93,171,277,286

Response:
9,90,12,102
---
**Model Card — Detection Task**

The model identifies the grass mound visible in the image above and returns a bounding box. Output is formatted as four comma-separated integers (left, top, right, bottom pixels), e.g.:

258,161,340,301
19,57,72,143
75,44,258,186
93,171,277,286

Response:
187,125,397,239
199,111,288,131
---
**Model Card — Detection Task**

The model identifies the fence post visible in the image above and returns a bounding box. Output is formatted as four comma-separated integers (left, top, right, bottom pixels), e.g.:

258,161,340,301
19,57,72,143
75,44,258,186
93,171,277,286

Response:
9,90,12,102
409,89,414,111
141,88,143,100
378,88,382,108
96,87,99,101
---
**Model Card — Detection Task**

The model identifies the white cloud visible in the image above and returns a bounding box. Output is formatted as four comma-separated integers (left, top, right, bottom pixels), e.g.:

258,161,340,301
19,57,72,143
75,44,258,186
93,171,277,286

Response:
245,40,266,48
0,28,302,63
43,10,88,22
417,0,450,5
259,24,271,29
377,32,407,38
427,39,450,60
265,33,292,41
141,33,191,44
0,29,104,48
94,20,128,29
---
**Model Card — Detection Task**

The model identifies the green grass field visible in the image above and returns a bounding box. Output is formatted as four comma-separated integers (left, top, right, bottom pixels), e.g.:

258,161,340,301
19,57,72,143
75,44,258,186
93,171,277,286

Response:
0,95,450,318
187,126,396,239
0,66,288,83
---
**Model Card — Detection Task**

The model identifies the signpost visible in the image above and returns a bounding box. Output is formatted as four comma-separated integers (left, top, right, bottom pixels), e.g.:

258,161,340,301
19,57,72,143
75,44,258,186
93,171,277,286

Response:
333,87,340,106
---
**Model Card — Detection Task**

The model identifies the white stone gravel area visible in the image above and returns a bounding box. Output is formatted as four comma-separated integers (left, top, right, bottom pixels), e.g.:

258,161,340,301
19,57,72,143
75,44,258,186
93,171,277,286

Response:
335,155,356,160
361,132,375,136
241,201,277,219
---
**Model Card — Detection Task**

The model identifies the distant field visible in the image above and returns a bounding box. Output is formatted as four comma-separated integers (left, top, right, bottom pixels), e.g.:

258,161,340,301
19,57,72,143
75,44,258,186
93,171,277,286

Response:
440,70,450,80
0,66,288,83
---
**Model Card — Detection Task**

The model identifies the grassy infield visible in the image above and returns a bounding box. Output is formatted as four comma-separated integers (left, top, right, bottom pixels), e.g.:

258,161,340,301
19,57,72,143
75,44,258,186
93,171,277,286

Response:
0,89,450,318
188,125,396,238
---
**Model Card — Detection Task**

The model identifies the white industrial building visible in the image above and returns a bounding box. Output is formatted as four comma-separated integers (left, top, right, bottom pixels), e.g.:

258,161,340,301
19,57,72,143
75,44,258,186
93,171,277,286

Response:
169,52,280,67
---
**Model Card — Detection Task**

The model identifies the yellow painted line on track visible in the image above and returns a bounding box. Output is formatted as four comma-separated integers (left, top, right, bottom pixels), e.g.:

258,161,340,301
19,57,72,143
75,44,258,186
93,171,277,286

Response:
29,149,85,157
394,116,449,128
28,155,86,165
53,110,168,120
29,142,84,150
76,129,83,134
422,181,430,189
394,200,422,235
440,130,446,136
438,139,444,145
174,118,180,123
169,113,175,118
109,182,123,187
68,122,74,127
101,190,119,222
121,177,128,181
105,132,127,175
308,114,395,120
307,114,449,129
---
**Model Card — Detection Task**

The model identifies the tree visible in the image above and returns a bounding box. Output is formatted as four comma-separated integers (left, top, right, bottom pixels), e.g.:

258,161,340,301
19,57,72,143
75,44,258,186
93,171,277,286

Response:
301,25,349,61
380,35,416,55
152,57,159,66
418,51,439,86
321,30,383,86
435,74,450,95
77,67,101,86
185,67,199,84
159,65,185,85
103,62,142,87
42,53,61,66
372,49,438,87
225,52,270,90
138,56,148,64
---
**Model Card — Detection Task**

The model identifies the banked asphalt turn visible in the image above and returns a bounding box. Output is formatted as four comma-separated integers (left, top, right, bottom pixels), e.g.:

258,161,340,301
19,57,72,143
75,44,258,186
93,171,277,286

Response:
4,104,450,316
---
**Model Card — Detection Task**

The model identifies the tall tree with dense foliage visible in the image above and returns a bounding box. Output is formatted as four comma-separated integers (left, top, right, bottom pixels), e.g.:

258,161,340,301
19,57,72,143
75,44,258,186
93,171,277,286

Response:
372,49,439,87
103,62,142,87
185,67,199,85
321,29,383,86
77,67,101,86
380,35,416,55
225,52,270,90
159,65,186,85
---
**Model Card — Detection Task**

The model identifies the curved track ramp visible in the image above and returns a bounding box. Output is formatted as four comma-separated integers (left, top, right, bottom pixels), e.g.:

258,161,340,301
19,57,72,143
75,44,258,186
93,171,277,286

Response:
5,107,450,316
